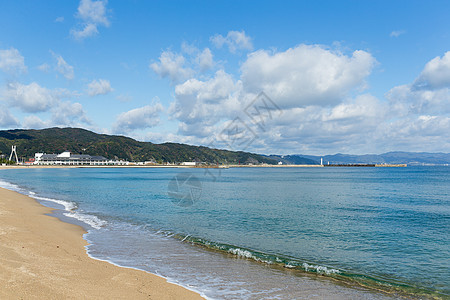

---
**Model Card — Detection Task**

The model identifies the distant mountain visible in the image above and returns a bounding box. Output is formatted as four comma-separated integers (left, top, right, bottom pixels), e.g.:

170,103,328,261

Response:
289,152,450,166
0,128,278,165
1,128,448,166
266,155,320,165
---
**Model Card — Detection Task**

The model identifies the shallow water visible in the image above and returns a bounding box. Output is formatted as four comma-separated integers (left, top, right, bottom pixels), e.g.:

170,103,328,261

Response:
1,166,448,299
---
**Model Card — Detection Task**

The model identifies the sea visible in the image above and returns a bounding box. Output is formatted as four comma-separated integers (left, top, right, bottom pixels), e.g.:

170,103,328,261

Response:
0,166,448,299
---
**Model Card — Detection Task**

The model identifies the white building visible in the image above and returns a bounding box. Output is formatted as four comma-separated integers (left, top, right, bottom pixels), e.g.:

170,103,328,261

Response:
34,151,128,166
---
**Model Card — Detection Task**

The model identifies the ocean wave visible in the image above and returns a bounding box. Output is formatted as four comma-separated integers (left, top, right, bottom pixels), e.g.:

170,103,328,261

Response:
177,234,342,274
302,262,340,275
31,195,106,230
0,179,21,192
0,178,106,230
63,211,106,230
32,195,77,211
168,233,442,299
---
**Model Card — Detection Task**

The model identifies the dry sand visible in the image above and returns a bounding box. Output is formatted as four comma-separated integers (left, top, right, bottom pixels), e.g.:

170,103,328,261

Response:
0,187,203,299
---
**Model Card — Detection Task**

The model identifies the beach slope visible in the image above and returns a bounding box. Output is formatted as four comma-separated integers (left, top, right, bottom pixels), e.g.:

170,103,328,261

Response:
0,187,203,299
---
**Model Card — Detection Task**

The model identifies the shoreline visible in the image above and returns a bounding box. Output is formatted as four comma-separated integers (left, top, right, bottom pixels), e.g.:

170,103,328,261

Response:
0,187,204,299
0,168,444,299
0,163,409,170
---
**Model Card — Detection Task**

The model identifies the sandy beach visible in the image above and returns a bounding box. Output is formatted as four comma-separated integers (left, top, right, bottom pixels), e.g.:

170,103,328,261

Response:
0,187,203,299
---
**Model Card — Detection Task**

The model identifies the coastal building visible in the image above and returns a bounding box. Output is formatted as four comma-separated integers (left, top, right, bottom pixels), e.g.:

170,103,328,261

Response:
34,151,129,166
181,162,197,166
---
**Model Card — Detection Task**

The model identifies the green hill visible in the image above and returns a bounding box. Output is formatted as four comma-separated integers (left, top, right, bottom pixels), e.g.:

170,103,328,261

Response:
0,127,278,165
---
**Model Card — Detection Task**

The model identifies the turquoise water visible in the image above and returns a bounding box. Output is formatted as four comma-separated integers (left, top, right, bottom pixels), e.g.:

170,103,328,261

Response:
0,167,448,299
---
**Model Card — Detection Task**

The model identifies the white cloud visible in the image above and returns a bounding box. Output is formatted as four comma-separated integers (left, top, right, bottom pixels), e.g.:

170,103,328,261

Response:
167,44,378,150
51,101,91,126
181,42,198,55
211,30,253,53
71,0,110,40
37,63,50,72
150,50,193,83
148,38,450,154
52,52,74,80
171,70,241,132
77,0,109,26
387,84,450,115
113,102,164,133
197,48,214,72
390,30,406,38
386,52,450,117
87,79,113,96
71,23,99,40
2,82,59,113
22,102,91,129
374,115,450,152
241,45,376,108
0,48,27,74
55,16,64,23
23,115,48,129
326,94,386,122
0,107,20,127
414,51,450,90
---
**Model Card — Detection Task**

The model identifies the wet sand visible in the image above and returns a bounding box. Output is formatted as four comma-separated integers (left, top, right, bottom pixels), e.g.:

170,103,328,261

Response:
0,187,203,299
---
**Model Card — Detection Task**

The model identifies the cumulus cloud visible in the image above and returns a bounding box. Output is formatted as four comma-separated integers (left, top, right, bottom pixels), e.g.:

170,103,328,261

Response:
71,0,110,40
113,102,164,133
1,80,91,129
71,23,99,40
147,37,450,154
52,52,74,80
386,52,450,117
0,48,27,74
150,50,193,83
52,101,91,126
414,51,450,90
0,107,20,127
165,44,379,151
22,102,91,129
87,78,113,96
387,84,450,116
171,70,241,135
211,30,253,53
23,115,48,129
378,52,450,153
197,48,214,72
2,82,60,113
374,115,450,152
241,45,376,108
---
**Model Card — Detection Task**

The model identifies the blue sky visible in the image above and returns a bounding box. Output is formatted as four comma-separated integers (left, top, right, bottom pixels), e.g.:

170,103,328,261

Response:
0,0,449,155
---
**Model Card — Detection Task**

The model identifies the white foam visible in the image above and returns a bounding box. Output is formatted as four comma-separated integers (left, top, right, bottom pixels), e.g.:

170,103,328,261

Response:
32,195,77,211
83,244,210,300
0,179,21,192
31,195,106,229
284,263,296,269
63,211,106,230
0,178,106,231
229,248,256,260
302,263,340,275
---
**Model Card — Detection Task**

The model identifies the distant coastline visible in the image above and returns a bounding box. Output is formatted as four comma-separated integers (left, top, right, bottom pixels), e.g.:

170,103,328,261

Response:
0,163,410,170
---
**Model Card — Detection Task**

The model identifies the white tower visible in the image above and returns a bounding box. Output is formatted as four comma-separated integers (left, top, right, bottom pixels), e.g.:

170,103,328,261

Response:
320,158,323,166
9,145,19,164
